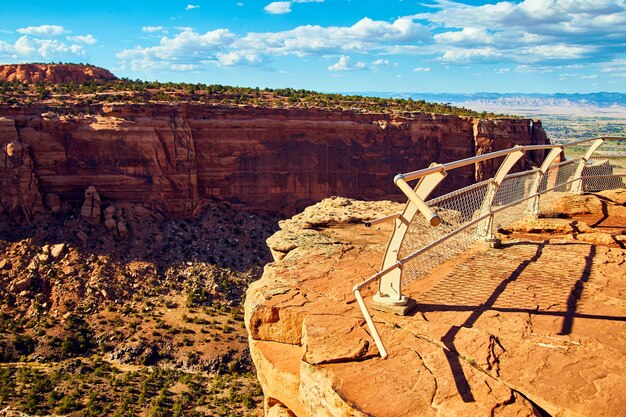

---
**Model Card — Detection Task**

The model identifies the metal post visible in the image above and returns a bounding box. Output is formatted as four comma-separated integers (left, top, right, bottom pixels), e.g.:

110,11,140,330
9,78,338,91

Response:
476,147,525,241
354,288,388,359
525,147,563,215
372,164,447,315
571,139,604,194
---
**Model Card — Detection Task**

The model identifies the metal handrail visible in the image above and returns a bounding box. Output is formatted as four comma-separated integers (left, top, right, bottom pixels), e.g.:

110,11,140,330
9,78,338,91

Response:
398,137,625,183
354,136,626,359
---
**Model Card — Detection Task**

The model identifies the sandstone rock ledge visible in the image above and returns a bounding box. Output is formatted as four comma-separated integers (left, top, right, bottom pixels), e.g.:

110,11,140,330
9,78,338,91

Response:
244,192,626,417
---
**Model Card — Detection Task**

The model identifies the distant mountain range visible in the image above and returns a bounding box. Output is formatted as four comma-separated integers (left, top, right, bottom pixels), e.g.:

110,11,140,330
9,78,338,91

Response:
349,92,626,114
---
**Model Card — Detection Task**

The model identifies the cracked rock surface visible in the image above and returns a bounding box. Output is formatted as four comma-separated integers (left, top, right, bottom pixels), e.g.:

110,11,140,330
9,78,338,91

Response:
245,191,626,417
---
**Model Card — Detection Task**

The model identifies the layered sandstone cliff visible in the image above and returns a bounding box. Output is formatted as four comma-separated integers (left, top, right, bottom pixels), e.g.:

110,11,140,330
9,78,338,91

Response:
245,192,626,416
0,64,117,84
0,104,548,221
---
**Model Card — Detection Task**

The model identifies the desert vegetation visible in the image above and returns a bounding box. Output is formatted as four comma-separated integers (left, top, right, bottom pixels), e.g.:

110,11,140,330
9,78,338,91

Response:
0,76,502,118
0,201,280,416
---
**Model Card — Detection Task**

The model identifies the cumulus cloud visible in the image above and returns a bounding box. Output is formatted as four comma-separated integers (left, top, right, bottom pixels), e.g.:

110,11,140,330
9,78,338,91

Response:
264,0,324,14
216,50,264,67
235,17,430,57
142,26,165,33
185,4,200,10
264,1,291,14
117,28,236,70
67,34,97,45
116,0,626,71
422,0,626,64
0,35,87,61
372,59,389,66
17,25,68,36
328,55,366,71
413,66,431,72
118,17,431,70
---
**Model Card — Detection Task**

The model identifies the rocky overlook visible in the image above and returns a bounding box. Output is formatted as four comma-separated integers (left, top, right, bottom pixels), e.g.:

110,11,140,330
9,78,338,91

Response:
245,191,626,416
0,64,117,84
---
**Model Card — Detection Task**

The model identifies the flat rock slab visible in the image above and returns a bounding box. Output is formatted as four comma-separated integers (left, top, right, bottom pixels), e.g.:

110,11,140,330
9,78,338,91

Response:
245,193,626,417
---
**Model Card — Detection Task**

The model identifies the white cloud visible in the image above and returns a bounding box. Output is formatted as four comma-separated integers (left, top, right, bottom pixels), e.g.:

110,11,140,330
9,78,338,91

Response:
440,47,502,63
0,35,87,61
372,59,389,66
170,64,198,71
143,26,165,33
413,66,431,72
16,25,68,36
599,59,626,77
217,50,263,66
118,16,431,70
117,28,235,70
236,17,430,57
434,27,493,46
420,0,626,65
67,34,97,45
264,1,292,14
185,4,200,10
328,55,366,71
264,0,323,14
515,64,555,73
116,1,625,71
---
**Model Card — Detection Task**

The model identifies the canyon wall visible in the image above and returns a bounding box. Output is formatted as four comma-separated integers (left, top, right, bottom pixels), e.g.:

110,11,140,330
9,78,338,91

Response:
0,104,548,220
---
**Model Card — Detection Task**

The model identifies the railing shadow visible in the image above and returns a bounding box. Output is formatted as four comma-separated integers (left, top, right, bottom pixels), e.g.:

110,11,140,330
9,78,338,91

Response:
411,240,617,403
437,241,546,402
560,245,595,335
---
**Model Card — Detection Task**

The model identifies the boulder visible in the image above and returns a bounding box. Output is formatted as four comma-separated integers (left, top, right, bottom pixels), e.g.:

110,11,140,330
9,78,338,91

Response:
44,193,62,214
0,259,10,270
50,243,65,259
76,231,88,243
14,276,33,292
104,218,117,230
117,221,129,237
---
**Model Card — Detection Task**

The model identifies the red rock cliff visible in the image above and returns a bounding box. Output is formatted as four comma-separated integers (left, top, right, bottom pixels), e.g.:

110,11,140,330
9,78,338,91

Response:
0,64,117,84
0,104,548,219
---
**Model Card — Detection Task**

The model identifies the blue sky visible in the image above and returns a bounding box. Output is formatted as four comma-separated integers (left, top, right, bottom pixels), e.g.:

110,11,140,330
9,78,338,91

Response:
1,0,625,93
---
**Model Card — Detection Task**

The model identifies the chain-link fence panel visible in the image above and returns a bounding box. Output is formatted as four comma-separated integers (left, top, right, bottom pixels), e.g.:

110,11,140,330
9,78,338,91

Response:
399,179,490,286
395,153,625,288
491,170,536,231
537,159,579,214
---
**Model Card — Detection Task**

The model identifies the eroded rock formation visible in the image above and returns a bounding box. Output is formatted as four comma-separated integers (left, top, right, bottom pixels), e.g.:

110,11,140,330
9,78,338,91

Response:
81,186,101,224
0,104,548,221
0,64,117,84
245,191,626,416
0,141,43,223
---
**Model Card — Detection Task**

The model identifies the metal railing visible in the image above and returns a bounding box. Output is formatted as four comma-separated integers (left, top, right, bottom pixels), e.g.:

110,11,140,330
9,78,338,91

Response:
353,137,626,359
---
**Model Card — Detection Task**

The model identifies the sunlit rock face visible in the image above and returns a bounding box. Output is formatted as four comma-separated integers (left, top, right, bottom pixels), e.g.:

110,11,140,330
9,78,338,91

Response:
0,64,117,84
0,103,547,220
